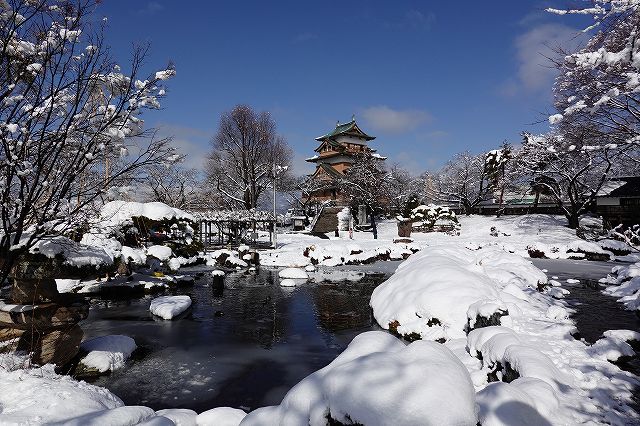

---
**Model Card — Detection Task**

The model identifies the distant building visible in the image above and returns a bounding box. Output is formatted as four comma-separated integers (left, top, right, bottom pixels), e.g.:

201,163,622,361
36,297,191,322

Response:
305,117,385,205
596,177,640,228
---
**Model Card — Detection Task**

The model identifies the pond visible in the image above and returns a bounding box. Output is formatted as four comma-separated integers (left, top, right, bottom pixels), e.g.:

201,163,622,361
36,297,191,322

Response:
79,258,640,414
80,265,395,412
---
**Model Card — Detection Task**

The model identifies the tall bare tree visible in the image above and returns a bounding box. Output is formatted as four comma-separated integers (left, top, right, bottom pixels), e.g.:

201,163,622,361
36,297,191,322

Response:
0,0,176,283
144,161,202,210
206,105,292,210
432,151,493,214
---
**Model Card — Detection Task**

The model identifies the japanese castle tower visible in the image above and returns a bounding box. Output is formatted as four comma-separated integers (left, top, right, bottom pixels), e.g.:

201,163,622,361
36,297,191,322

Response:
305,116,385,204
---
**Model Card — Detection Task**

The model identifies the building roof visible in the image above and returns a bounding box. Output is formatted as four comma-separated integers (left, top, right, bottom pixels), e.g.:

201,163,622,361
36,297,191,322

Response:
315,118,375,142
597,176,640,197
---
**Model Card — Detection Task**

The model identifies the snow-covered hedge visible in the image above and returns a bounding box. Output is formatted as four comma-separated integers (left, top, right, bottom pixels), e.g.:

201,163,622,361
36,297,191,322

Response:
602,262,640,312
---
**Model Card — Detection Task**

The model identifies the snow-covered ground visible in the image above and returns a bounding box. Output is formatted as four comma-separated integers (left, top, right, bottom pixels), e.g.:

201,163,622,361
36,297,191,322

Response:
2,214,639,425
261,215,637,269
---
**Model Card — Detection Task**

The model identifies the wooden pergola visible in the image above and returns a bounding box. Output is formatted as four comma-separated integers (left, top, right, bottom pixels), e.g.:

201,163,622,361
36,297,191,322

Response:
192,210,276,248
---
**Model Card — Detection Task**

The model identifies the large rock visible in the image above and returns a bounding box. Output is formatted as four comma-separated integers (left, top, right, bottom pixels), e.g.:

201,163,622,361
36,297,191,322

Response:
0,301,88,329
15,323,84,366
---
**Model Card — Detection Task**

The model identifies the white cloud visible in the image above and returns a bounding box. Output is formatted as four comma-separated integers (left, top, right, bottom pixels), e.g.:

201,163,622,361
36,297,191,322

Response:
361,105,432,134
502,23,585,97
155,123,211,171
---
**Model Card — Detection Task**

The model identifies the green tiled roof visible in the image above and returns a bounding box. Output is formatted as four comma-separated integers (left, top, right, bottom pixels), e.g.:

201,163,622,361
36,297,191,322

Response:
315,118,375,142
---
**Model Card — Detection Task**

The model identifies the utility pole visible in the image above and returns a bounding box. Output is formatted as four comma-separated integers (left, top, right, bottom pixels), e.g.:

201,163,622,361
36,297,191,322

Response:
273,164,277,248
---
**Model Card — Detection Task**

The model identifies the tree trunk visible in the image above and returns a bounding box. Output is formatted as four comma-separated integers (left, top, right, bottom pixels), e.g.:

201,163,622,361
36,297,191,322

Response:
567,213,580,229
370,214,378,240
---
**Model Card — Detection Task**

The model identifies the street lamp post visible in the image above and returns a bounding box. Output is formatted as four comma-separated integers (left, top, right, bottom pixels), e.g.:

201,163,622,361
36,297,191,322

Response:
272,164,288,248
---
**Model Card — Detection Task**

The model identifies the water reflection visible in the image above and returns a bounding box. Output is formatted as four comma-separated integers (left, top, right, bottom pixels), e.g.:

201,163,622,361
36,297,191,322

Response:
79,267,387,411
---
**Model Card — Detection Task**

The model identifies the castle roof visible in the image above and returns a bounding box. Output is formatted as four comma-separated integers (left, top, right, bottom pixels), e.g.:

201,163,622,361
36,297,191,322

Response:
315,118,375,142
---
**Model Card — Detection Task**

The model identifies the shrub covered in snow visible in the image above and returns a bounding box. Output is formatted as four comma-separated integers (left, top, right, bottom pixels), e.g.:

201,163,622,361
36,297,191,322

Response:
409,204,458,231
371,245,545,341
602,262,640,312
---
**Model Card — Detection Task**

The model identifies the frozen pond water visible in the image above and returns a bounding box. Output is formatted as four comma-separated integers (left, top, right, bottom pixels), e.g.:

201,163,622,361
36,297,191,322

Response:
80,266,393,411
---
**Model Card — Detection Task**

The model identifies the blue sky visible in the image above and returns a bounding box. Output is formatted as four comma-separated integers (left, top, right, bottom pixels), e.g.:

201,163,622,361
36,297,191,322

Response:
96,1,588,175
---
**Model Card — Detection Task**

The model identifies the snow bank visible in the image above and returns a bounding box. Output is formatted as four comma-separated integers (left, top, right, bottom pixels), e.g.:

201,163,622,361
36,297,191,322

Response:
239,331,477,426
197,407,246,426
150,295,192,320
0,364,124,424
79,335,137,373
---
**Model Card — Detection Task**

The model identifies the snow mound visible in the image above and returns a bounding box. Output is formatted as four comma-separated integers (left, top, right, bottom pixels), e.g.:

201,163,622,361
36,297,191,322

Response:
603,262,640,312
150,295,192,320
121,246,147,265
196,407,246,425
239,331,477,426
477,378,559,426
30,235,114,267
79,335,137,373
99,201,194,228
278,267,308,279
156,408,197,425
55,405,156,426
0,364,123,424
147,245,172,261
371,245,543,340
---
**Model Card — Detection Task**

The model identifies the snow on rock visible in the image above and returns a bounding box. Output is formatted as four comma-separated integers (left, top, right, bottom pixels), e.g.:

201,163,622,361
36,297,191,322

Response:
196,407,246,426
590,330,640,362
56,278,81,293
30,235,114,267
239,331,477,426
99,200,194,229
156,408,197,425
279,279,298,287
121,246,147,265
278,267,308,279
150,295,192,320
0,364,124,424
146,245,172,261
78,335,137,373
